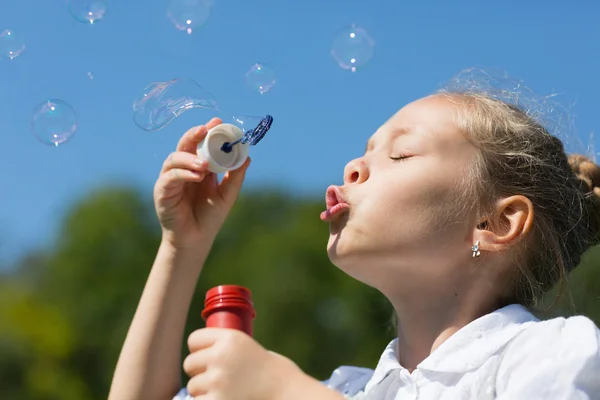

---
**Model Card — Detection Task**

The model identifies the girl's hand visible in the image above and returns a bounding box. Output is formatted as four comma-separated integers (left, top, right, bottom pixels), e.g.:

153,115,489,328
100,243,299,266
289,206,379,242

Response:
183,328,301,400
154,118,250,249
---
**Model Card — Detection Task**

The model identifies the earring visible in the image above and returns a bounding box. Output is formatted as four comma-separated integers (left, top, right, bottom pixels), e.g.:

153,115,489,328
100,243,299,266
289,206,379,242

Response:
471,241,481,258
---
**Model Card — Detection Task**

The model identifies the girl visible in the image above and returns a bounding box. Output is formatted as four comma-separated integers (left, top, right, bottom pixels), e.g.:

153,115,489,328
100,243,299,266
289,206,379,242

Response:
108,86,600,399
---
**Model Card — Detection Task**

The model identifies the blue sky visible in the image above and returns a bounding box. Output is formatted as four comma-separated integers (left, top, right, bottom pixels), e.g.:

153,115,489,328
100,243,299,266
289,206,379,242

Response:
1,0,599,267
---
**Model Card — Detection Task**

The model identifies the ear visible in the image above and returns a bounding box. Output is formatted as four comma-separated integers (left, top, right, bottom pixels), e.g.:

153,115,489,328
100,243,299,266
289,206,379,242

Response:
474,195,534,252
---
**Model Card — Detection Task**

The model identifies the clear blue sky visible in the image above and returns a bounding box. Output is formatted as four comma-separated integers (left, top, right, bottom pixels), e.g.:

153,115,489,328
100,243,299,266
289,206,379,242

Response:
1,0,599,267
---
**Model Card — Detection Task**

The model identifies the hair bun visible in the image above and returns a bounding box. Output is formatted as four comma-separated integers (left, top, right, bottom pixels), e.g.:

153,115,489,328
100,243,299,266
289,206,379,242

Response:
568,154,600,198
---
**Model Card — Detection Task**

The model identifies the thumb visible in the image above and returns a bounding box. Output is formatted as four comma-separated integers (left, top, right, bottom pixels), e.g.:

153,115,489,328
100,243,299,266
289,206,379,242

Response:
218,157,251,204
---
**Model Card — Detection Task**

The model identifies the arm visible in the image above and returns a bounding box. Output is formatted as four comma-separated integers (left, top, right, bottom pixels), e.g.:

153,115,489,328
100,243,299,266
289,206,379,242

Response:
108,240,211,400
175,371,347,400
279,374,347,400
108,119,250,400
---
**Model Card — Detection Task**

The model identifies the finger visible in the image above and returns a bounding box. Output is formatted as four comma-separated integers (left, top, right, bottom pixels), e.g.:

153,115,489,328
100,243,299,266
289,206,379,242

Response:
204,172,219,194
187,327,228,353
187,369,229,398
191,393,216,400
177,118,222,153
177,125,206,154
183,350,209,377
186,371,218,398
161,151,209,174
217,157,251,204
157,169,207,190
186,374,207,398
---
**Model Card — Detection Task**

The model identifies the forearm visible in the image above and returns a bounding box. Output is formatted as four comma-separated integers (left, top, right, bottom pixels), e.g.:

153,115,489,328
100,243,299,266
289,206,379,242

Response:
279,373,346,400
108,239,212,400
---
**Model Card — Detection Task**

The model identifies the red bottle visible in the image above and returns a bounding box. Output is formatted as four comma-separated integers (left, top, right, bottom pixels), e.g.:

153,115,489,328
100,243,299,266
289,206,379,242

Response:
201,285,256,336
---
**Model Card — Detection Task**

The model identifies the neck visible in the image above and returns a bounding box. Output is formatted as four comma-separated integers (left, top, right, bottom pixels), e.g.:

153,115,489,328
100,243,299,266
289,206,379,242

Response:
387,284,499,372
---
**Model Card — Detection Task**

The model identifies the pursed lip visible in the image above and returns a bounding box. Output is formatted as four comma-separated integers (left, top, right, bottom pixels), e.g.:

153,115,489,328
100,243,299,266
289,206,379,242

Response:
321,185,350,221
326,185,346,208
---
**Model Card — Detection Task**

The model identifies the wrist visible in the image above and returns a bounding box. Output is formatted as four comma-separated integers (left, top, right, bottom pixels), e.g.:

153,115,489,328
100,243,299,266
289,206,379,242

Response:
157,236,213,272
160,231,215,254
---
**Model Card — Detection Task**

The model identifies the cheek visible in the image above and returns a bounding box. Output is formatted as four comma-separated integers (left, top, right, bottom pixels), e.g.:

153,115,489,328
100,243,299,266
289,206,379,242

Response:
358,180,459,241
355,189,428,240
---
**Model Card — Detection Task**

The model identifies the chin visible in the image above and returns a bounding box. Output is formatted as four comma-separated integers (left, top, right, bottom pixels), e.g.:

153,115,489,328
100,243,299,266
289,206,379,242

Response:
327,230,370,279
327,227,349,259
327,227,401,290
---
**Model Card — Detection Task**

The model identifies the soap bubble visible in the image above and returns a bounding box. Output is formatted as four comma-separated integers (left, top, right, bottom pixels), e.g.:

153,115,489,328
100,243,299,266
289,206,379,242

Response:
244,63,276,94
167,0,213,34
0,30,25,60
133,77,219,131
441,67,580,153
586,132,597,163
132,77,272,139
31,99,78,147
331,25,375,72
67,0,108,24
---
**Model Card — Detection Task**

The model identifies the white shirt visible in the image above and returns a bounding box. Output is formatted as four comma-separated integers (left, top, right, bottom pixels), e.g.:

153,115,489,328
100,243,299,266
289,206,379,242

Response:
324,304,600,399
174,304,600,399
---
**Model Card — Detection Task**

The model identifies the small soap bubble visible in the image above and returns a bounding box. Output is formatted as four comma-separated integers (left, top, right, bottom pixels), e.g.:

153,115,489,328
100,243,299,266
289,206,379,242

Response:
167,0,213,34
587,131,598,163
87,71,94,80
244,63,276,94
0,30,25,60
331,25,375,72
31,99,78,147
67,0,108,24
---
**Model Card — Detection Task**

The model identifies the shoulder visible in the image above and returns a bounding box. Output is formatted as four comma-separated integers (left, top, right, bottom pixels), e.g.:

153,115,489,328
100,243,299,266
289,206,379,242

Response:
496,314,600,397
501,314,600,361
322,365,374,397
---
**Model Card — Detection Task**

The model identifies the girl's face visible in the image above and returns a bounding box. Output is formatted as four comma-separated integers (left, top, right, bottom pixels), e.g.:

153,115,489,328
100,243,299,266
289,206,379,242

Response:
323,95,481,292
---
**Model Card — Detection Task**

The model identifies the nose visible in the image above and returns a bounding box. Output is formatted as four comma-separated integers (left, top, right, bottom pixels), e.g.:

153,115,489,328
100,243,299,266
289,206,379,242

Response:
344,158,370,184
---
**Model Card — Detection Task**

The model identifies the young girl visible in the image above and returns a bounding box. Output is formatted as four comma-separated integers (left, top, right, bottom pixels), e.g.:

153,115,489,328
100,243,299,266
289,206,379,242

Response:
108,87,600,399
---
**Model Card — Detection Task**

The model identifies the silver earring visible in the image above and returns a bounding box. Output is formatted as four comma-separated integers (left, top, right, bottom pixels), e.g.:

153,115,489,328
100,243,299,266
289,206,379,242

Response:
471,241,481,257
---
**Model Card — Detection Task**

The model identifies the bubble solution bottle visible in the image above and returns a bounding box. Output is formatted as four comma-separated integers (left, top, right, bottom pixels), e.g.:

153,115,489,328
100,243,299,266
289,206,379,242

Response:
201,285,256,336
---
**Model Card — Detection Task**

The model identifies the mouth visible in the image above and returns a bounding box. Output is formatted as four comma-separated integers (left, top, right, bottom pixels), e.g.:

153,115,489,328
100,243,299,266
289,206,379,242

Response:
320,185,350,222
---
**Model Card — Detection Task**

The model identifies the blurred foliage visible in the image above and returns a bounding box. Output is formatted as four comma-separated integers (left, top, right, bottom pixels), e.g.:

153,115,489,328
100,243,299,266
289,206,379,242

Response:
0,185,598,399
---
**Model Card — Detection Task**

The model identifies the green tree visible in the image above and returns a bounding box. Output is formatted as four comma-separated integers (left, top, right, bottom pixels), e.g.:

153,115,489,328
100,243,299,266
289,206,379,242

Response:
1,187,161,400
0,186,392,399
540,246,600,321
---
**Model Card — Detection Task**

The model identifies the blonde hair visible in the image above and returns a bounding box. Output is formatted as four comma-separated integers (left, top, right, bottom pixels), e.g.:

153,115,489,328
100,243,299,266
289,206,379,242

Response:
437,90,600,310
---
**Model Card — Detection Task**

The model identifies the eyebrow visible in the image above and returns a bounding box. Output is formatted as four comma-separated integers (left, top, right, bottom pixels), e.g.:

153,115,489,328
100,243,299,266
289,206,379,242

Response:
365,127,412,153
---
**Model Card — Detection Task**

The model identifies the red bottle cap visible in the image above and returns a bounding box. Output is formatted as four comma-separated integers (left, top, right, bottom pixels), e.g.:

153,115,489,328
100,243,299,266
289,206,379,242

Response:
201,285,256,336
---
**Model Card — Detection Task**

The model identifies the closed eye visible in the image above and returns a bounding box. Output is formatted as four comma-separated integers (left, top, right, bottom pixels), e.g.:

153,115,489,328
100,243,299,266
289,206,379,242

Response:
390,154,411,162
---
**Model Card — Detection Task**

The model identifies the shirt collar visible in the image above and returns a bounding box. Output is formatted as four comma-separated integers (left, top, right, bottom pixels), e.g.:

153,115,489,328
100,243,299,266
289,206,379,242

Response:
365,303,538,390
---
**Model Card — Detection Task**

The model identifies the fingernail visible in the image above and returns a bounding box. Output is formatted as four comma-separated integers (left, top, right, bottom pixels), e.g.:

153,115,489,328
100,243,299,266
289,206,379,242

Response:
193,157,207,167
